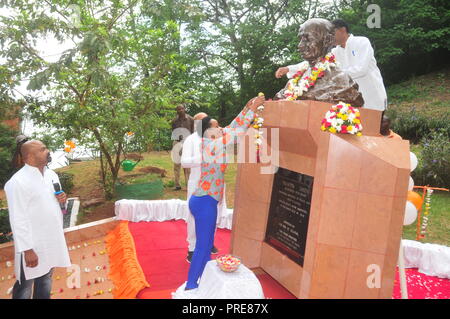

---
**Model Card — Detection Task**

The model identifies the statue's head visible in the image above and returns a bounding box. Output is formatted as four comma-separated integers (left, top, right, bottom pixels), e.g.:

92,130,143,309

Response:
298,18,335,64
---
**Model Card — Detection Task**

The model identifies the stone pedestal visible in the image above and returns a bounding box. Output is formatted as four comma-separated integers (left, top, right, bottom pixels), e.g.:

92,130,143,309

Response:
231,100,410,299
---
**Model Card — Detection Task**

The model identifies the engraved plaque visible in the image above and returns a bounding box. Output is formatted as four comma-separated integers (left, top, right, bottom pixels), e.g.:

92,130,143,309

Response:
265,167,314,266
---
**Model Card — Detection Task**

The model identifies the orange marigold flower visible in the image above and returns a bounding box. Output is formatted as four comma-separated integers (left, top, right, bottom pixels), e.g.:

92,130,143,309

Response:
202,181,211,191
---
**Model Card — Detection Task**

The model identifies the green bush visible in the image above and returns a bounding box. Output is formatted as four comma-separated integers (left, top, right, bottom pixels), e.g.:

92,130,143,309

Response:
387,108,450,144
0,124,18,188
56,172,75,194
0,208,12,244
412,129,450,189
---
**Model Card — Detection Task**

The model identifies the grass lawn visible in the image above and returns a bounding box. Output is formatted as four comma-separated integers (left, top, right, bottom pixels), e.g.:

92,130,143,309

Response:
402,192,450,246
54,151,449,247
387,68,450,117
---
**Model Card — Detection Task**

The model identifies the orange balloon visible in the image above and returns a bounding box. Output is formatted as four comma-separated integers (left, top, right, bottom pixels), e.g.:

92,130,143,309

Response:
407,191,423,210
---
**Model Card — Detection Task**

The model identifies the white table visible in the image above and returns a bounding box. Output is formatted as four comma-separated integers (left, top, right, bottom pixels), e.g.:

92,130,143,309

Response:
172,260,265,299
114,199,234,229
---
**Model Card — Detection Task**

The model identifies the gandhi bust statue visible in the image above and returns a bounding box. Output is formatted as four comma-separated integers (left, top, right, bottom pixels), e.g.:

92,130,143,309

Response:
275,18,364,107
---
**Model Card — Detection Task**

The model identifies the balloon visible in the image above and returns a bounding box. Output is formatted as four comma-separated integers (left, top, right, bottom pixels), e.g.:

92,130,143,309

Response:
404,201,418,225
408,176,414,191
407,191,423,210
410,152,418,171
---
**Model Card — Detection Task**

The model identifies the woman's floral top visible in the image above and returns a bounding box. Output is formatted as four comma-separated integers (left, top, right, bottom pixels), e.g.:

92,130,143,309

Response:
193,108,256,202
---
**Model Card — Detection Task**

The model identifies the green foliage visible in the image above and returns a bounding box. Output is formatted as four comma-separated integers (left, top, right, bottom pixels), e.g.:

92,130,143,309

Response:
386,108,450,144
0,208,12,244
0,0,185,197
412,129,450,189
0,124,18,188
387,83,426,103
179,0,329,124
334,0,450,85
56,171,75,194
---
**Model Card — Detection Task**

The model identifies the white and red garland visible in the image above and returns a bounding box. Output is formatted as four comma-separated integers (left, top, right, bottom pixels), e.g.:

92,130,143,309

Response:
284,53,337,101
420,189,433,237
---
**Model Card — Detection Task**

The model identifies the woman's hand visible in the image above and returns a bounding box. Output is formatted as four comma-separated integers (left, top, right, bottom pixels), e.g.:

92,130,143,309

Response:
246,95,266,112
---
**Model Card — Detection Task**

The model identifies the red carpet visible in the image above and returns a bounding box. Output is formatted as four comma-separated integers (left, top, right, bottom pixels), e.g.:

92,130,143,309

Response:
126,220,449,299
392,268,450,299
130,220,231,299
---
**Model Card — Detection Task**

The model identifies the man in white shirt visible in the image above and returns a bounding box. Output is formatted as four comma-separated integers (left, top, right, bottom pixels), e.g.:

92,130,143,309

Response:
181,113,225,263
5,140,71,299
275,19,387,111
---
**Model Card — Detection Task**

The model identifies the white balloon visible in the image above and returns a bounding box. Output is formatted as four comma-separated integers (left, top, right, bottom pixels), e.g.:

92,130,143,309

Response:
403,201,418,225
408,176,414,191
410,152,418,172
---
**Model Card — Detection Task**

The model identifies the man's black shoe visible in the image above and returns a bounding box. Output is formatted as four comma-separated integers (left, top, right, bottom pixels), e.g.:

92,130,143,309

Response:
211,246,219,254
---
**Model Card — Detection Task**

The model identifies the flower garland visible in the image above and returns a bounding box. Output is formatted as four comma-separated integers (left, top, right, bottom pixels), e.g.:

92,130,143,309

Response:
284,53,337,101
420,189,433,237
321,102,363,136
253,93,265,163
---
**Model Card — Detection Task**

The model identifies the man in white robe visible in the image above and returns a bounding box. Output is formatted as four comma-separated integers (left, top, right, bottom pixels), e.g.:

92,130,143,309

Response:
275,19,387,111
181,113,225,263
4,140,71,299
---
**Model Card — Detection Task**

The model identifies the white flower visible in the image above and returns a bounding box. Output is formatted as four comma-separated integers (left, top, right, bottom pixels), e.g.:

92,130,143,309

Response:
298,61,309,71
255,139,263,145
325,111,334,119
257,105,264,111
331,118,339,127
348,113,356,121
341,105,348,113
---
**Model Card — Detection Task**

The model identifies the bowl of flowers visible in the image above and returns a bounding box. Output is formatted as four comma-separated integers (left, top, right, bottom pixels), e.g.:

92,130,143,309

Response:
216,254,241,273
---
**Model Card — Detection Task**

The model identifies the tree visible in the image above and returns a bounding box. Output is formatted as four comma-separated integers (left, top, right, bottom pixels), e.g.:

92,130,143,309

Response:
330,0,450,84
0,0,183,198
178,0,333,124
0,124,17,188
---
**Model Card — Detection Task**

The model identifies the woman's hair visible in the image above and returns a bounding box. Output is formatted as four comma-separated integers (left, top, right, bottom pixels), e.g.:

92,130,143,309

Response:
198,116,212,137
380,115,391,136
11,135,29,169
